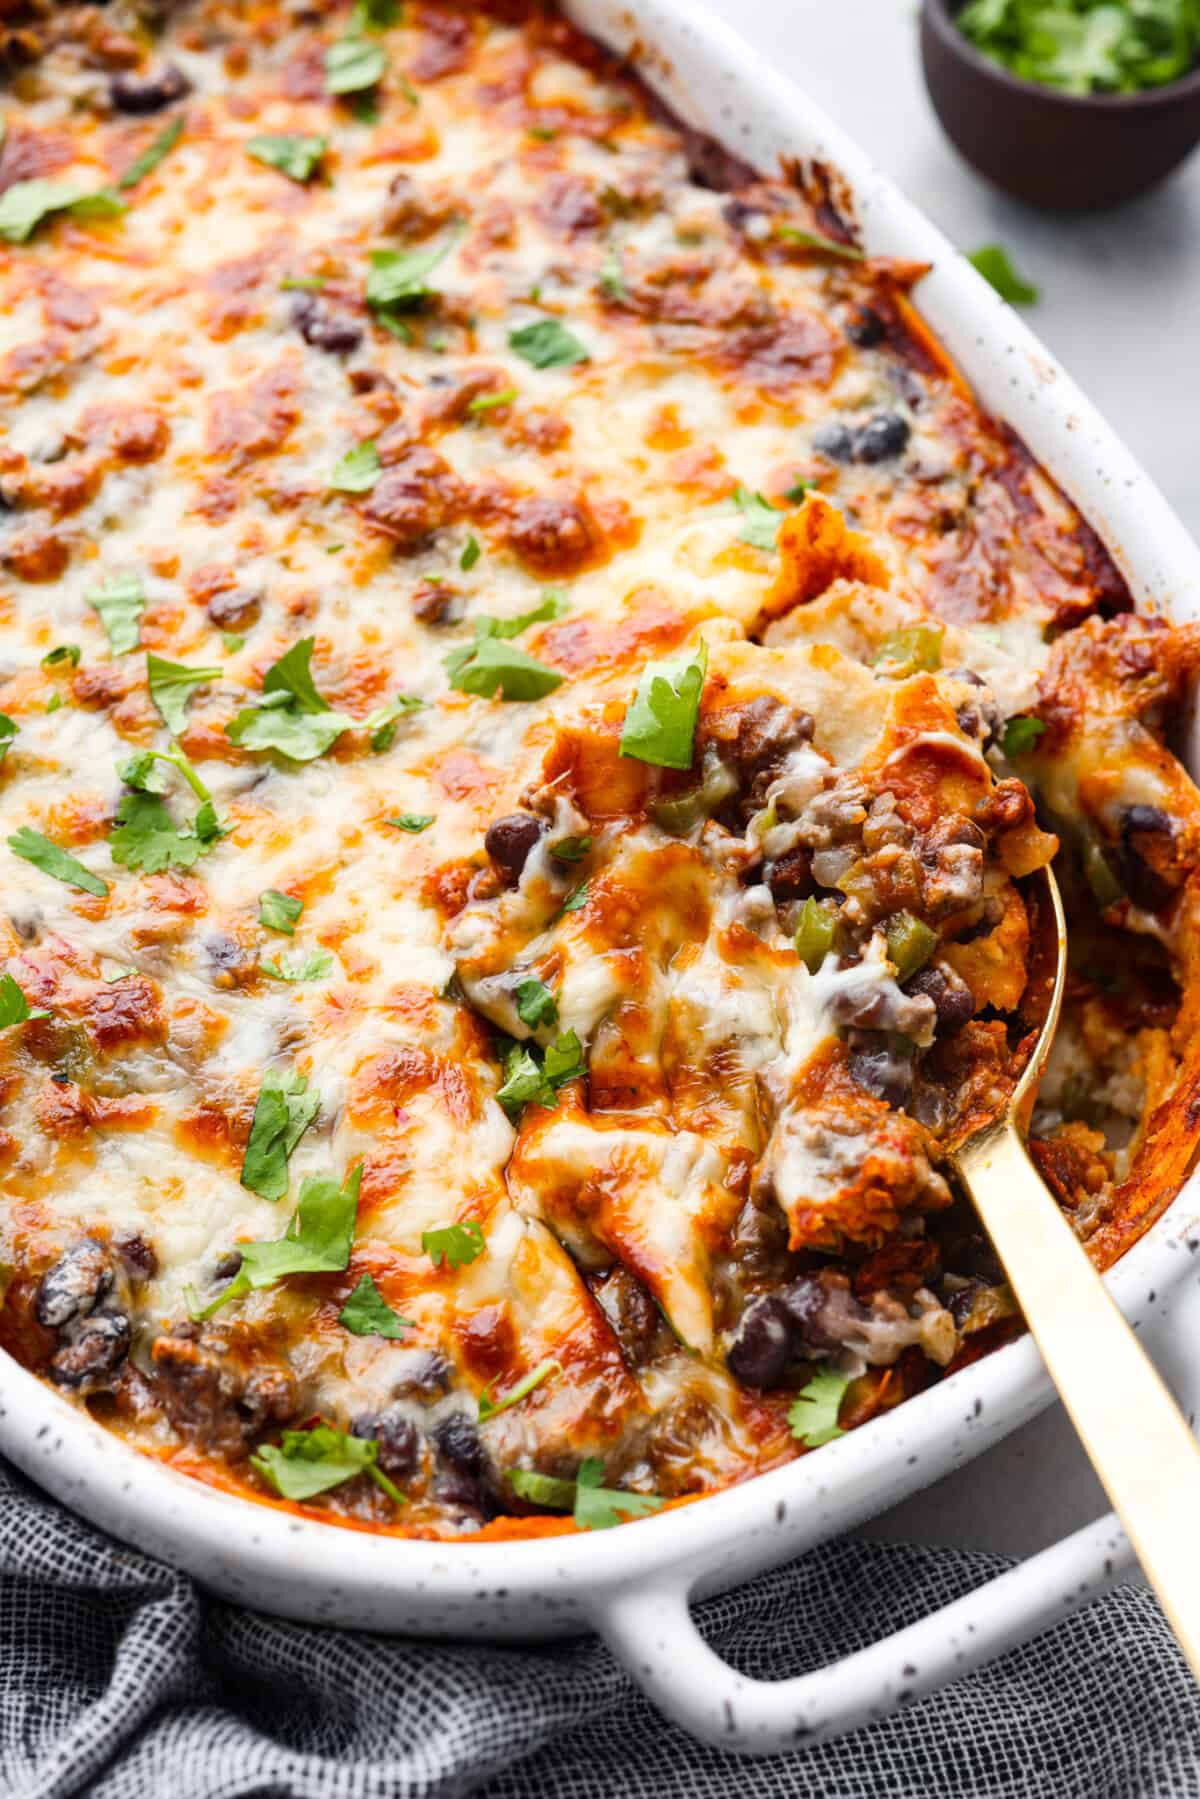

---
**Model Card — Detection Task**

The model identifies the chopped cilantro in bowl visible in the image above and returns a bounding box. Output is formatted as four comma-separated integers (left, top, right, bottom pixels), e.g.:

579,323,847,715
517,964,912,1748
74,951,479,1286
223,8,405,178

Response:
956,0,1200,95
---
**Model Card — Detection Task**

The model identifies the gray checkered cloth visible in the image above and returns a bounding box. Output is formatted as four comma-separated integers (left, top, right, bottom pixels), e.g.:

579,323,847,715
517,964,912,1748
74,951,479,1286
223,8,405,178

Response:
2,1456,1197,1799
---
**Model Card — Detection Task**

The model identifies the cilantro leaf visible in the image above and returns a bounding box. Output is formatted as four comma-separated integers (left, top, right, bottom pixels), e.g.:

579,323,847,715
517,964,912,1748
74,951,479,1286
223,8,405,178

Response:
259,889,304,934
444,635,562,702
0,716,15,761
329,439,381,493
550,835,590,862
0,180,125,244
956,0,1195,93
109,791,224,874
42,645,80,669
509,318,590,369
460,534,482,571
7,827,108,897
968,244,1040,305
787,1365,853,1447
496,1029,583,1120
515,977,557,1030
478,1358,560,1421
119,116,185,190
387,813,434,833
147,654,222,736
352,0,402,26
247,133,328,183
366,234,457,317
260,948,334,983
422,1219,486,1270
366,692,425,752
0,972,48,1028
732,484,782,551
241,1068,321,1201
619,641,707,771
1002,714,1046,757
192,1166,363,1320
776,223,864,261
560,880,589,914
338,1272,411,1338
326,36,388,95
251,1422,404,1506
507,1459,664,1530
87,573,144,655
226,638,351,763
119,745,210,803
467,388,517,416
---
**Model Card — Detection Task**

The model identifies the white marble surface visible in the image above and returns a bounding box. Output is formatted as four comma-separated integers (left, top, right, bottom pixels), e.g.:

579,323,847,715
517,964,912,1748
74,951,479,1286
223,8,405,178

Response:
699,0,1200,1559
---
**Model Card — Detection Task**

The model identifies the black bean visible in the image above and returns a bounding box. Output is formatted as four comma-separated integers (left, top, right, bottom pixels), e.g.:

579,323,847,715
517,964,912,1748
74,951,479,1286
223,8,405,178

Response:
289,294,363,356
484,813,543,882
374,1405,420,1480
848,1041,913,1109
434,1466,487,1513
904,964,974,1034
432,1411,486,1475
35,1240,112,1330
110,65,191,115
726,1294,794,1389
213,1250,243,1281
114,1231,158,1282
829,982,897,1031
391,1349,454,1399
812,420,856,462
846,306,886,347
779,1275,842,1350
765,846,813,903
1120,805,1175,911
854,412,911,464
48,1312,131,1387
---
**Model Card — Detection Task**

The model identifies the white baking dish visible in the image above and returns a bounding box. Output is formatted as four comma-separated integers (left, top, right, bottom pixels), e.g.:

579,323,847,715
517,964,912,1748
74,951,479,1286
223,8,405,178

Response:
3,0,1200,1753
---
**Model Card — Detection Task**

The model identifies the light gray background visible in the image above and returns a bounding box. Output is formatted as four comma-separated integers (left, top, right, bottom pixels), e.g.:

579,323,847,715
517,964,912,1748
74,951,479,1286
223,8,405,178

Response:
702,0,1200,1558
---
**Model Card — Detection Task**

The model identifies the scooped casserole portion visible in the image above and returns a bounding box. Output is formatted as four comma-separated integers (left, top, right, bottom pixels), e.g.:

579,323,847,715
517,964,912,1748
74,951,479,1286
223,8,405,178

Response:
1,0,1198,1539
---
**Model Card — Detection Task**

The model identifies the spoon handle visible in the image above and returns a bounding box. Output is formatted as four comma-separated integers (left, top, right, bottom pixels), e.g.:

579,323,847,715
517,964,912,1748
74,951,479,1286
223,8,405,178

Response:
957,1117,1200,1679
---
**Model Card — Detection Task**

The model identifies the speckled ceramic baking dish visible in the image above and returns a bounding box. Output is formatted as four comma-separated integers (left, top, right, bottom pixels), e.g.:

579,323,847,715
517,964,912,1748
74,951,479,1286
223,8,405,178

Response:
3,0,1200,1754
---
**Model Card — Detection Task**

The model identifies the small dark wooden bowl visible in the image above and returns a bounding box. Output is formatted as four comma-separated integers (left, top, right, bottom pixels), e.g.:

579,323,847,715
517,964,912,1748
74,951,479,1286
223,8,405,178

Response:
920,0,1200,209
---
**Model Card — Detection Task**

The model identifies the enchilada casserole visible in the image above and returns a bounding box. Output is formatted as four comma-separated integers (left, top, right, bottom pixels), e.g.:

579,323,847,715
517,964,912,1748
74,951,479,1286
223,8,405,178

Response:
1,0,1199,1539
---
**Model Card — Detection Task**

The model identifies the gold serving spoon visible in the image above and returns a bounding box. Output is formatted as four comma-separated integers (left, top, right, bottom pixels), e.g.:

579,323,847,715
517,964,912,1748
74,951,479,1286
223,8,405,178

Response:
954,863,1200,1679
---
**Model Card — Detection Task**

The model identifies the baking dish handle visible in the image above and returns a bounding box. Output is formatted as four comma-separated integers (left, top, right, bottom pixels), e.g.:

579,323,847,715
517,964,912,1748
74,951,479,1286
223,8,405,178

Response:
592,1511,1133,1753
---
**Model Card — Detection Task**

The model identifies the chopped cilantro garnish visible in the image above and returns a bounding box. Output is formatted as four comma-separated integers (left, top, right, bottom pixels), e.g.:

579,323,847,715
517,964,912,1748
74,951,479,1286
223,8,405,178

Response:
7,828,107,897
365,692,425,752
226,638,351,763
329,439,381,493
784,477,814,503
0,972,48,1028
242,1068,320,1202
147,653,223,736
508,317,590,369
190,1165,362,1321
251,1422,404,1506
496,1030,583,1120
467,387,517,415
366,233,458,325
87,573,144,655
600,241,626,300
119,745,210,803
507,1458,664,1529
619,641,707,771
338,1272,411,1339
957,0,1198,94
0,715,15,760
119,116,185,190
731,485,782,551
560,880,589,914
444,635,563,702
787,1365,853,1447
422,1219,486,1270
479,1358,560,1421
387,813,434,833
0,179,125,245
222,632,246,653
1001,714,1047,756
260,948,334,983
259,889,304,935
460,534,482,571
325,35,388,96
41,645,80,669
515,976,558,1030
550,835,591,863
968,243,1040,305
247,133,328,183
352,0,402,26
109,790,224,874
776,222,864,261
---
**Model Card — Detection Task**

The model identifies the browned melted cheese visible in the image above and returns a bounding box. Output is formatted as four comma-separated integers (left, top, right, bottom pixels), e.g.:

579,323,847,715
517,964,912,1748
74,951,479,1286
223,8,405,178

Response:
0,0,1197,1538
